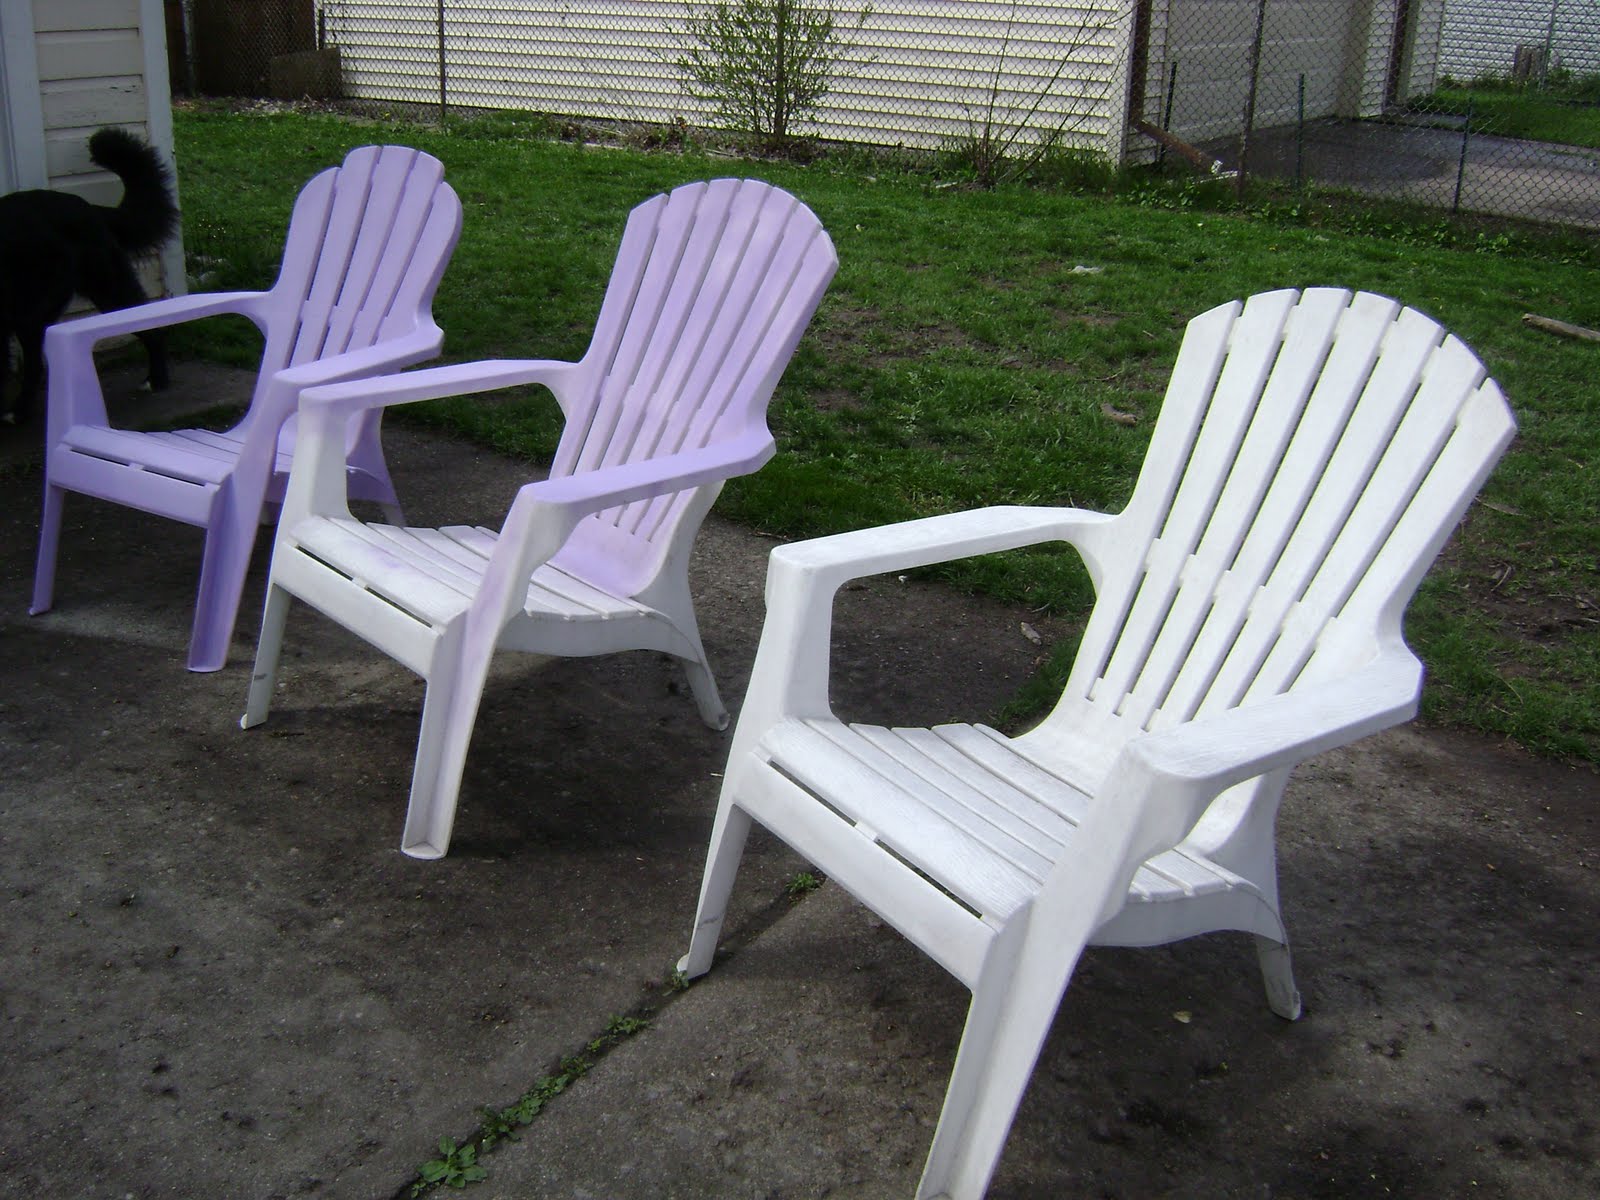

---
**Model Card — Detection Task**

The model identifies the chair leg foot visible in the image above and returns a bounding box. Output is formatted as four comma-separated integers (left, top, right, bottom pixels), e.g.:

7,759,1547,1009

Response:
242,585,293,728
679,803,753,978
1255,934,1303,1020
31,484,66,615
680,656,728,730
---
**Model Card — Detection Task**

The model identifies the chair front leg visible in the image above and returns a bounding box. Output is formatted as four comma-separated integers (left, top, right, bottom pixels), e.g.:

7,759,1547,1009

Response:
916,913,1072,1200
677,794,755,978
187,487,270,672
241,582,295,729
399,620,495,860
30,483,67,615
1254,934,1303,1020
677,643,729,731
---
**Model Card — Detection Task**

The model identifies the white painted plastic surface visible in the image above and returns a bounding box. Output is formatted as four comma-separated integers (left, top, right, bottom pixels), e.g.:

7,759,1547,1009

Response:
242,178,839,860
678,288,1518,1199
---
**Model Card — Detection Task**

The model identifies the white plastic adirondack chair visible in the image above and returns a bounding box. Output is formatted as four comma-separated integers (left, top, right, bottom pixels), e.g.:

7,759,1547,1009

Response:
30,145,463,671
678,288,1517,1199
240,178,838,860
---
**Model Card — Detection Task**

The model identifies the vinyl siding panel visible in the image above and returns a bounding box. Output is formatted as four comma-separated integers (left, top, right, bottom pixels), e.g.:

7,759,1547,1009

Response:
326,0,1137,153
1438,0,1600,81
13,0,182,295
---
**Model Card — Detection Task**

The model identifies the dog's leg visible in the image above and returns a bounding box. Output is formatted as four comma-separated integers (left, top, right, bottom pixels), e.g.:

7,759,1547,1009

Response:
85,255,169,392
0,332,13,424
12,324,47,426
136,329,170,390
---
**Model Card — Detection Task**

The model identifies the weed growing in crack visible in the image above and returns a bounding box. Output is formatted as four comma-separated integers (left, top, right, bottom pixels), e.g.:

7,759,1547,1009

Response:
413,1137,486,1192
408,1015,654,1193
784,870,823,899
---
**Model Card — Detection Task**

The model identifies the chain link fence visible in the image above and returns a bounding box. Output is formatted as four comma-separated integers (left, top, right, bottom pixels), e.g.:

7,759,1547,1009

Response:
169,0,1600,229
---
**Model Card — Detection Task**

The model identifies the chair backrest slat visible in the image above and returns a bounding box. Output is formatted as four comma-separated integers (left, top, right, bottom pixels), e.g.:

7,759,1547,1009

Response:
549,179,837,585
250,147,456,375
1042,288,1514,750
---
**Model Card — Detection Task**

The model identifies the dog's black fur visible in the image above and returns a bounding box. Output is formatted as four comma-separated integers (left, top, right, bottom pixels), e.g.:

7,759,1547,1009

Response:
0,127,179,425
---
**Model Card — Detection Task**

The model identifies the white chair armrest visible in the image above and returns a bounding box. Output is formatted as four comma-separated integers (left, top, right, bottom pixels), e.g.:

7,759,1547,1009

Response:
1125,651,1422,799
278,356,578,525
1027,650,1423,937
463,429,777,637
296,356,582,414
731,506,1118,748
768,506,1118,592
1069,650,1421,910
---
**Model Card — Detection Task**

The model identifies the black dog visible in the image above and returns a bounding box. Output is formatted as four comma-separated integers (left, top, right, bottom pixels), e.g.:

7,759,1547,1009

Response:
0,127,179,425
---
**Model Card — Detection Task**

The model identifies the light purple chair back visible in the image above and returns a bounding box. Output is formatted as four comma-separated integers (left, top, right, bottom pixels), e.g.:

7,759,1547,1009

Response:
549,178,836,596
31,145,462,671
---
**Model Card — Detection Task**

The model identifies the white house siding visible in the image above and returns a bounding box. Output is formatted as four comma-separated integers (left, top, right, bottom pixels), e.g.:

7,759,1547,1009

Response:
2,0,183,296
1438,0,1600,82
1153,0,1413,147
324,0,1137,156
1405,0,1448,95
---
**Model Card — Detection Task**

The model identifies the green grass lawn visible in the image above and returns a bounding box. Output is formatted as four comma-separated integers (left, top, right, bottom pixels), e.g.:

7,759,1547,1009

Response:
170,103,1600,761
1417,83,1600,149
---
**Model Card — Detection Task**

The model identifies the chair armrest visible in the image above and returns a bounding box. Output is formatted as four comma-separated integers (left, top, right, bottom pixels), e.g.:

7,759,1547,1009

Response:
276,355,579,526
1125,651,1422,800
296,356,582,414
438,427,777,667
245,325,448,440
45,291,273,348
269,326,446,393
515,427,775,516
767,506,1118,593
997,649,1424,1035
462,428,777,637
730,506,1119,750
43,292,276,433
1063,650,1423,922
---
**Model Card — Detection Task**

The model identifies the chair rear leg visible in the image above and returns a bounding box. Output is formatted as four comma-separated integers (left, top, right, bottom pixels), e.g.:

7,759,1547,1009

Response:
241,583,294,728
30,484,66,614
1254,934,1303,1020
677,800,754,978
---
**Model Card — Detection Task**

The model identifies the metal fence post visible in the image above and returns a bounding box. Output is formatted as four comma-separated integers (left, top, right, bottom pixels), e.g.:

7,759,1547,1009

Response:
1237,0,1269,197
1296,73,1305,196
1158,60,1178,168
1453,95,1473,213
437,0,448,124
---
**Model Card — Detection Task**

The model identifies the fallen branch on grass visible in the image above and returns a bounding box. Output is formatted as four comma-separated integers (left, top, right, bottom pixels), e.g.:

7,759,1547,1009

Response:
1522,313,1600,342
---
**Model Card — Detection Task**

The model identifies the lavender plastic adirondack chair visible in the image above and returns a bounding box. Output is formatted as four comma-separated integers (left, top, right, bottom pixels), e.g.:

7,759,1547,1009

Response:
31,145,463,672
241,178,838,859
677,289,1517,1199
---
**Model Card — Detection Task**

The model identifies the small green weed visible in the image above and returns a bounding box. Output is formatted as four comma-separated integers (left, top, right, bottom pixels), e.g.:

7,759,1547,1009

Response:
408,1013,654,1192
784,870,824,899
413,1138,486,1193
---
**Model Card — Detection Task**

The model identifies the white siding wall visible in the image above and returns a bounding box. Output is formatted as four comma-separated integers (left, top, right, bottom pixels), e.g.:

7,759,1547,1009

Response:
1150,0,1422,147
1405,0,1449,96
1438,0,1600,82
323,0,1137,155
2,0,182,297
36,0,153,199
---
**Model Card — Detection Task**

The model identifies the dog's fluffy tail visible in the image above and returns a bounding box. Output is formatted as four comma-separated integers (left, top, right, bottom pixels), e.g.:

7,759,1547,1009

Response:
89,127,179,255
